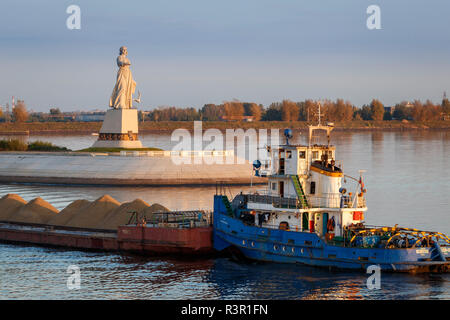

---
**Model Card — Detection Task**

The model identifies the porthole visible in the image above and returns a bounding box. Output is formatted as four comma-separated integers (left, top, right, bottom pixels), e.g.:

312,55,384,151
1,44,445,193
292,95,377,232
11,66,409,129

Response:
242,240,246,245
291,247,295,253
274,245,279,251
251,241,255,247
301,249,304,254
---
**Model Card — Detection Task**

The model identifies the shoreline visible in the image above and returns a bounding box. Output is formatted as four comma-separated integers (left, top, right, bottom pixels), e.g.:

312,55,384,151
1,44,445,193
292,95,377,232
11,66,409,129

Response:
0,120,449,135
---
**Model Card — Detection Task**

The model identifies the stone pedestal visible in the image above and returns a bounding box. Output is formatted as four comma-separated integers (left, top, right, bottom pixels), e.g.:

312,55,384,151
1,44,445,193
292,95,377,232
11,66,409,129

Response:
91,109,143,149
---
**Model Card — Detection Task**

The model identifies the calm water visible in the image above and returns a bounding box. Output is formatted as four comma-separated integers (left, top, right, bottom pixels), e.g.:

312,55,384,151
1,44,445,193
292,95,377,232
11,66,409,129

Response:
0,130,449,299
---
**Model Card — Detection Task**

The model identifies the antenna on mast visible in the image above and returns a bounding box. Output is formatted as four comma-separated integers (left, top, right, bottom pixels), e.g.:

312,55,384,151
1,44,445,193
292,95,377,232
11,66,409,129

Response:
318,101,321,126
5,103,10,123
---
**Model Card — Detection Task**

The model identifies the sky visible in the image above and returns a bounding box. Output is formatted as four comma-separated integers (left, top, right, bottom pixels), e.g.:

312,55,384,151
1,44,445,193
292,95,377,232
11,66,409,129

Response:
1,0,450,112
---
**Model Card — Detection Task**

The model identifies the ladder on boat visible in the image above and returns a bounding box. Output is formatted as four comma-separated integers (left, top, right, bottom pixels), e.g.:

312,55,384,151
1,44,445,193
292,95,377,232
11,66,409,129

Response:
221,196,234,216
291,175,309,208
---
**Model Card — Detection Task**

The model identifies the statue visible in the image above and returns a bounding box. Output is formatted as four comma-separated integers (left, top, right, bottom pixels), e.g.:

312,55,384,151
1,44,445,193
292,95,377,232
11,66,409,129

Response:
109,46,136,109
92,46,143,148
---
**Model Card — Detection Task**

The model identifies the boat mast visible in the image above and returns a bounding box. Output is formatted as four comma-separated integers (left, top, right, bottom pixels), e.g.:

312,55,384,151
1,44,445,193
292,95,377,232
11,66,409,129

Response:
318,101,321,126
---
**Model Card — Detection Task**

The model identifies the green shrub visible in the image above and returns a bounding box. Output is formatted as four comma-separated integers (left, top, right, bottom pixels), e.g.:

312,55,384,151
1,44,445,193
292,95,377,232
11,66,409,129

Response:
27,140,69,151
0,139,69,152
0,139,28,151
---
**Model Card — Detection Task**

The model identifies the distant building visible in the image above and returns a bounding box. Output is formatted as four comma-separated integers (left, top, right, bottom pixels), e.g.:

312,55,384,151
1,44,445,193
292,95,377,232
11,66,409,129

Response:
75,112,106,122
384,106,394,114
220,115,254,122
48,114,76,121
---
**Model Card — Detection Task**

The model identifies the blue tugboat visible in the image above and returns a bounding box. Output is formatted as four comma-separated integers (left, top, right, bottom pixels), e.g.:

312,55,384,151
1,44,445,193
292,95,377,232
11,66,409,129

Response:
213,122,450,273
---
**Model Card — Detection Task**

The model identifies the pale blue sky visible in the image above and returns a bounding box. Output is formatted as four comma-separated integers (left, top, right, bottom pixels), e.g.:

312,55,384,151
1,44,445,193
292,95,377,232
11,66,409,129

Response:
1,0,450,111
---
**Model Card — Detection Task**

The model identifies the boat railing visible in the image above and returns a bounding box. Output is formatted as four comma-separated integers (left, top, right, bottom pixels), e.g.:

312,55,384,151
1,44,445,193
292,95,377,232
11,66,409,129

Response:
251,189,271,196
308,193,366,209
261,223,304,233
356,195,366,208
129,210,213,227
307,194,342,208
310,160,343,173
120,150,234,157
152,220,212,228
246,191,366,209
246,193,300,209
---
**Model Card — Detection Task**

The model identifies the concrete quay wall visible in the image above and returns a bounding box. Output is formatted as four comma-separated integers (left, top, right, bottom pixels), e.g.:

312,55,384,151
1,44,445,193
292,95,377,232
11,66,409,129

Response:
0,152,266,186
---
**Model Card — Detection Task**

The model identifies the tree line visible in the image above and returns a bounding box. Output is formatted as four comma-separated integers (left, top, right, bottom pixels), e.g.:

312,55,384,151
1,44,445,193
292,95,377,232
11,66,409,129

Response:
143,99,449,122
1,98,449,123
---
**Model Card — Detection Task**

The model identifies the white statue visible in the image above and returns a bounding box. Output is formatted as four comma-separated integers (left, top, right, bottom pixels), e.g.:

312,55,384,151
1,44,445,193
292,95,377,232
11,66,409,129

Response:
109,46,136,109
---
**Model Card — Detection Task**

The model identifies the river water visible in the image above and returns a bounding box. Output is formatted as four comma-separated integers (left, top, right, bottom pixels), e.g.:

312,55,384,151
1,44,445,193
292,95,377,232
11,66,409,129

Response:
0,130,449,299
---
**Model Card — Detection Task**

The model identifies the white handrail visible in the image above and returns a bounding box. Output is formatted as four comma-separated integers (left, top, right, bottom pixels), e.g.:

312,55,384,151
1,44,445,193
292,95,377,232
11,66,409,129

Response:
120,150,235,157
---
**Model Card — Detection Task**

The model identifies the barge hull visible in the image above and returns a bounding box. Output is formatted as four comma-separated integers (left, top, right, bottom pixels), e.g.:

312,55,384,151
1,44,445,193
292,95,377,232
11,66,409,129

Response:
0,222,118,251
117,225,214,255
0,222,214,256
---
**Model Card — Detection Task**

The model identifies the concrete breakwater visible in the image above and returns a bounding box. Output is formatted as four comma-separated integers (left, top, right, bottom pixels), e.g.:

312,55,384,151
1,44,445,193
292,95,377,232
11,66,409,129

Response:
0,151,266,186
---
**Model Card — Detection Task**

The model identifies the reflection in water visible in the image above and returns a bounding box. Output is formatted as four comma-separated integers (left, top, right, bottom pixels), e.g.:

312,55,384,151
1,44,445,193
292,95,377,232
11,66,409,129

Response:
206,259,450,300
0,131,449,299
0,243,219,299
370,132,384,170
2,242,449,300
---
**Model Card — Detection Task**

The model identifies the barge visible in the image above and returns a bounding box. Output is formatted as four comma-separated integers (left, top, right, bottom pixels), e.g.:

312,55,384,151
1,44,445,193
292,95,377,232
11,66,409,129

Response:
0,210,214,256
213,122,450,273
117,211,213,255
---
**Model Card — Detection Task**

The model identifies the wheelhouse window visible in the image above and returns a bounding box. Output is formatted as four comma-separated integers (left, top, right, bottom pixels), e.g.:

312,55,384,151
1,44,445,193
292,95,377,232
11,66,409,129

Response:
298,151,306,159
271,182,277,190
286,151,292,159
312,151,319,159
310,181,316,194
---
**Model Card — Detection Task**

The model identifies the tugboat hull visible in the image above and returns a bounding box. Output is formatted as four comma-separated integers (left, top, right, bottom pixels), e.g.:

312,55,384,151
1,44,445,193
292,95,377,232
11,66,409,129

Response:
213,211,450,273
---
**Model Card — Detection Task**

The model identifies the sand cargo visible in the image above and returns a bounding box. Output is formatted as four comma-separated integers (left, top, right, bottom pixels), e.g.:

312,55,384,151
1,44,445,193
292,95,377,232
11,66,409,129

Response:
0,194,214,255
